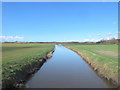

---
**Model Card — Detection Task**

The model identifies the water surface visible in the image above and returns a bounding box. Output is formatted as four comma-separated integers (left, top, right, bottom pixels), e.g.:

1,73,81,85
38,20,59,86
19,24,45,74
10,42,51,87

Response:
26,45,114,88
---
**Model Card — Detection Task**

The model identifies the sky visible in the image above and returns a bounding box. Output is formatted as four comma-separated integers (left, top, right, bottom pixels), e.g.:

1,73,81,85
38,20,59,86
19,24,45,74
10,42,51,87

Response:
2,2,118,42
2,0,119,2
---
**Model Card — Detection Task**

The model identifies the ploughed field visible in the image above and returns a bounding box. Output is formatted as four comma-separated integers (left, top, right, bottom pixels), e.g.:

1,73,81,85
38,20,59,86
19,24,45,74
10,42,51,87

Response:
2,43,54,88
63,44,118,86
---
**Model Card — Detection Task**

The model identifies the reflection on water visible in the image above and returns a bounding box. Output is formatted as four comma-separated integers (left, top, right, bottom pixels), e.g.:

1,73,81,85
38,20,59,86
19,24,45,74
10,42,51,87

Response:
25,45,114,88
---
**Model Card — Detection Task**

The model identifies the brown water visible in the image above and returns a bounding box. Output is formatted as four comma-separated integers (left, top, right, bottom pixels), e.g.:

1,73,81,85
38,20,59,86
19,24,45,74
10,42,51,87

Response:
25,45,115,88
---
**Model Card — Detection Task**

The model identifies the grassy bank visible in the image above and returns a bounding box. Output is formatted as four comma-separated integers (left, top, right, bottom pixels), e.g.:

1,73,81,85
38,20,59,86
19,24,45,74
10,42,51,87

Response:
63,44,118,86
2,43,55,88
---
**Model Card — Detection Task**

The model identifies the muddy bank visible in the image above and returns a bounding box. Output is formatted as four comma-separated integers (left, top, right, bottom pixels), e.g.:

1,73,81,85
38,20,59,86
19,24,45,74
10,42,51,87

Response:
2,49,55,89
64,47,118,87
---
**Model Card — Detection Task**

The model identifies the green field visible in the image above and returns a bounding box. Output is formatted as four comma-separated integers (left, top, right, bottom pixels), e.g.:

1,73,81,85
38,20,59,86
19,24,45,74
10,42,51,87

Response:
63,44,118,85
2,43,55,88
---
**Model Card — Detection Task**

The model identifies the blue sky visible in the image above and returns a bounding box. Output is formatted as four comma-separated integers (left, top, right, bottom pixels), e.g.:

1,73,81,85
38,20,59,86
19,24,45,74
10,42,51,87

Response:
2,2,118,42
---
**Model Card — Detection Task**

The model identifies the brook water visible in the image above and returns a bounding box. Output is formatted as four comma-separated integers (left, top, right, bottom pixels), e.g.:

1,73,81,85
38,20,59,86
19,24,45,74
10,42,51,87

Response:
25,45,114,88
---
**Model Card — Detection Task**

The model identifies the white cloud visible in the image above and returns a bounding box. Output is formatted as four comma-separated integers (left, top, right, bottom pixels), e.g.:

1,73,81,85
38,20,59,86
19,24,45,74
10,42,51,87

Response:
113,21,117,25
97,34,101,37
108,32,112,36
0,36,24,42
69,40,79,42
106,32,118,39
79,32,118,42
106,37,110,40
88,35,92,38
82,39,99,42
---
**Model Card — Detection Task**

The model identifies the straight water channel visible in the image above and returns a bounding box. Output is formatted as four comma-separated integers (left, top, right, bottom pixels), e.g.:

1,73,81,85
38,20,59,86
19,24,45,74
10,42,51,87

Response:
25,45,114,88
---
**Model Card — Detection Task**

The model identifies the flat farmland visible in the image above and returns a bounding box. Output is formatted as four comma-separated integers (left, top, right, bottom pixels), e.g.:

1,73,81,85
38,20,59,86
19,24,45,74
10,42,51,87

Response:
63,44,118,86
2,43,55,88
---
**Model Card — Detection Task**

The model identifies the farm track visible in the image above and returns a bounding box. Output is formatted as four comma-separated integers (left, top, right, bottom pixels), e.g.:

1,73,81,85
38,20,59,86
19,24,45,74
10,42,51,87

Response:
97,50,118,58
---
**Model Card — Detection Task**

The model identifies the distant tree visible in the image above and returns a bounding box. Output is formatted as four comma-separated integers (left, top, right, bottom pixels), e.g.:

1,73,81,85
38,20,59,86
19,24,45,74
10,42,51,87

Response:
110,38,115,40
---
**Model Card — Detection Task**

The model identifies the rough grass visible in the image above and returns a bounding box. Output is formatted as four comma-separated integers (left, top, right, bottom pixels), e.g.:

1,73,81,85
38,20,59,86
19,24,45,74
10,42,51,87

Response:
63,44,118,86
2,43,55,88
